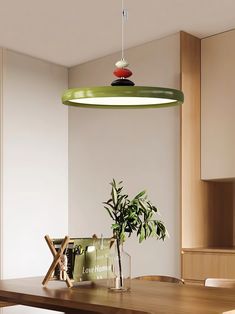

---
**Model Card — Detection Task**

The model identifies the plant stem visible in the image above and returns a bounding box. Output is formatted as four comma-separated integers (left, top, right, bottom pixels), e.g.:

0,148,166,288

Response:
116,237,123,288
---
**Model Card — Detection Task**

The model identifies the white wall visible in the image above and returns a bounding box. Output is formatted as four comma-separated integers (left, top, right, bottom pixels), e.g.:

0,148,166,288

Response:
68,34,181,277
0,49,68,314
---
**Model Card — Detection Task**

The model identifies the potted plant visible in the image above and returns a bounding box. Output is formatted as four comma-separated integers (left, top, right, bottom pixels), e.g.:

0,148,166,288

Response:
104,179,168,291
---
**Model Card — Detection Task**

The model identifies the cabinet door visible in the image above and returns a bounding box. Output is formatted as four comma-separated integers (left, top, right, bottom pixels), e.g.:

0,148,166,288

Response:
182,251,235,282
201,30,235,180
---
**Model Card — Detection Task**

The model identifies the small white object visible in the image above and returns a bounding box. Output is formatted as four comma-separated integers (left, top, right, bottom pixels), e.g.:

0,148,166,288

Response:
115,277,121,289
115,59,129,68
87,245,95,253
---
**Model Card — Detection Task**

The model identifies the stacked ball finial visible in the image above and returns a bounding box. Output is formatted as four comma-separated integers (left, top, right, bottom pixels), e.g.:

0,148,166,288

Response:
111,59,135,86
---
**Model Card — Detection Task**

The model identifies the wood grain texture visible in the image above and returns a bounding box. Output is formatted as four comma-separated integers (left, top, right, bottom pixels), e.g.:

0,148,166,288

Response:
0,301,15,308
180,31,208,248
183,247,235,253
1,277,235,313
182,250,235,282
42,235,70,286
180,31,234,249
183,279,204,286
43,235,73,288
180,32,235,284
206,182,234,247
134,275,184,284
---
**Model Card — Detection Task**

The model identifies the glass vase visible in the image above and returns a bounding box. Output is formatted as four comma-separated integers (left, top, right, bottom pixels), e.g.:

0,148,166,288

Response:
107,239,131,291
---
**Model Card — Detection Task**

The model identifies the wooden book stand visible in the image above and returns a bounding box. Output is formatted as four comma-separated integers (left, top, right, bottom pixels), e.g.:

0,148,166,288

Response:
42,235,73,288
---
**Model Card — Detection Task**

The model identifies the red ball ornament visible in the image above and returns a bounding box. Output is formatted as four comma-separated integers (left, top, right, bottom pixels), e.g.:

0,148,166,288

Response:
113,68,132,78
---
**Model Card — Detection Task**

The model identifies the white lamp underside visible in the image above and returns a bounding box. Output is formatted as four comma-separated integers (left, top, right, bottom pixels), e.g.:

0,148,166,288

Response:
69,97,175,106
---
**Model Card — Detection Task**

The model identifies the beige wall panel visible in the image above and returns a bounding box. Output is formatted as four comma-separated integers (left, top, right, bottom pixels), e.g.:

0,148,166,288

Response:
1,49,68,314
68,34,181,277
0,48,2,280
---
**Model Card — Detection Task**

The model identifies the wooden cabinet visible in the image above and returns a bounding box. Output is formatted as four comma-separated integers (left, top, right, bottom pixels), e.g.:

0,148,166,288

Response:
180,32,235,284
201,30,235,180
182,249,235,284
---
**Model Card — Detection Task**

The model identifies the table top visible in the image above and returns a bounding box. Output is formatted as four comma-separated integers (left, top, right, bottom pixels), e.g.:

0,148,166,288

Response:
0,277,235,314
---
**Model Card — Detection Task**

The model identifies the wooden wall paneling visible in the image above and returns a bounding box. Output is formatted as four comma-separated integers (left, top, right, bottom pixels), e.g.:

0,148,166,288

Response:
180,31,209,248
180,32,234,250
234,183,235,246
180,31,235,282
182,250,235,282
207,182,234,247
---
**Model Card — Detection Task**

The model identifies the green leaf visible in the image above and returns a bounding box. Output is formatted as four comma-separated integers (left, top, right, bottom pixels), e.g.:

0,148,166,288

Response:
148,224,153,236
117,187,123,193
106,199,114,205
139,225,145,243
111,186,117,205
104,179,168,245
104,206,114,219
120,232,126,242
134,190,146,199
139,199,148,211
118,194,128,204
112,223,119,229
103,201,114,209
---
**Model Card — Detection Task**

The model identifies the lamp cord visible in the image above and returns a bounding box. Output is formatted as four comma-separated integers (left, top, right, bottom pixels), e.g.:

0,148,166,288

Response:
121,0,128,60
111,1,134,86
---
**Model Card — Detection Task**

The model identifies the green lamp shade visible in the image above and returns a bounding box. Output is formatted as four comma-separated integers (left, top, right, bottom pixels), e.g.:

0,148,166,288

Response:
62,86,184,109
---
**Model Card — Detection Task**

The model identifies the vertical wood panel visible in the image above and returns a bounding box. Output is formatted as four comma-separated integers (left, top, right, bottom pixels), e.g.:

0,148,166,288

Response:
180,31,208,248
182,250,235,281
207,182,234,247
181,32,234,251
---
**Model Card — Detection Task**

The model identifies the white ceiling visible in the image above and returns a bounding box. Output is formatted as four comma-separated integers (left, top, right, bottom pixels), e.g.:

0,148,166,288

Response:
0,0,235,67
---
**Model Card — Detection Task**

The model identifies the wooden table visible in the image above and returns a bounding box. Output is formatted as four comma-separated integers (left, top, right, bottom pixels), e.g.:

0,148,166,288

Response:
0,277,235,313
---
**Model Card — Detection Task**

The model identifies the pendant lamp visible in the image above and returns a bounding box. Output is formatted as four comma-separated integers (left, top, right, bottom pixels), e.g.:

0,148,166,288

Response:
62,1,184,108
